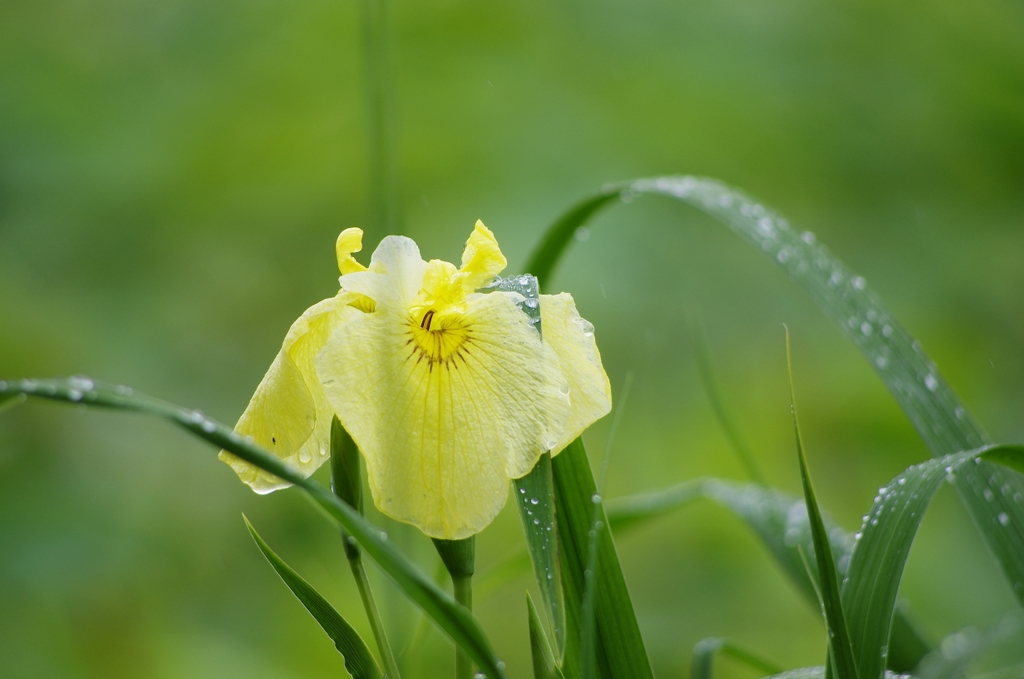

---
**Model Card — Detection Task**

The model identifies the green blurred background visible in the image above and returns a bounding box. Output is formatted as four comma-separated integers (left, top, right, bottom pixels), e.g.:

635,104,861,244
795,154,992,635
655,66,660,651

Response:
2,0,1023,677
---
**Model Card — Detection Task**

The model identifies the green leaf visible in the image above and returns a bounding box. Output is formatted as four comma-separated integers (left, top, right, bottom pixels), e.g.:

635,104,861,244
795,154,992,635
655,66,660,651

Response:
331,416,363,514
789,345,858,679
527,593,565,679
605,479,932,673
552,437,653,679
524,175,1024,607
484,273,568,659
579,507,602,679
842,444,1024,679
244,516,382,679
515,453,566,660
0,377,508,679
0,391,27,414
692,637,783,679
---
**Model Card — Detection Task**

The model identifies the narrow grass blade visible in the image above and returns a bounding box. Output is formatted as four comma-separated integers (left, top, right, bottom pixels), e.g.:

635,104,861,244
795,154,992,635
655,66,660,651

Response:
553,437,653,679
843,444,1024,679
692,637,784,679
579,510,602,679
244,516,382,679
606,479,931,673
0,391,27,413
486,273,568,660
528,593,565,679
687,316,767,485
789,334,858,679
524,175,1024,606
0,378,508,679
515,453,566,659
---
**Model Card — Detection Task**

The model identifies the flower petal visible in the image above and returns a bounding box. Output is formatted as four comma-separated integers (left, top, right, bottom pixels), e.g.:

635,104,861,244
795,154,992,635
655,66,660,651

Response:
220,293,358,492
540,293,612,454
316,291,571,539
336,227,367,275
458,221,507,293
340,236,427,308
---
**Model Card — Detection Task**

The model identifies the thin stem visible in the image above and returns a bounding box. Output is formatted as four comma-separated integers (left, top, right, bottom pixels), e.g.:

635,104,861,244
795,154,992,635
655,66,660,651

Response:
452,573,473,679
360,0,399,234
349,549,402,679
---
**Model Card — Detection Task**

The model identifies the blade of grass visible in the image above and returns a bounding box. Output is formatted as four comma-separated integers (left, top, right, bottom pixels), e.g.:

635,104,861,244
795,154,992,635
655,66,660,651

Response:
788,331,858,679
0,391,27,413
487,273,568,661
515,453,566,659
686,314,767,485
1,378,508,679
842,444,1024,679
692,637,784,679
528,593,566,679
553,437,653,679
605,478,932,673
244,516,383,679
524,175,1024,606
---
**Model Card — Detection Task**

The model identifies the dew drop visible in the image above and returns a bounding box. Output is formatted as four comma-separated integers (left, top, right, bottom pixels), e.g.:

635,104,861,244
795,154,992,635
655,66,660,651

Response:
861,322,873,336
202,420,217,433
524,298,539,309
533,518,540,525
924,374,939,392
882,325,893,338
68,389,83,402
0,381,7,391
875,355,889,369
574,226,591,242
530,498,539,505
520,487,526,494
999,513,1010,526
801,231,816,245
984,489,995,501
852,276,866,290
591,494,602,504
898,478,906,485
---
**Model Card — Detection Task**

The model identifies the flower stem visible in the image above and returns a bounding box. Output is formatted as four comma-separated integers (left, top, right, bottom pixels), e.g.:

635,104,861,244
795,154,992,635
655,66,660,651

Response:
453,573,473,679
348,548,402,679
432,537,476,679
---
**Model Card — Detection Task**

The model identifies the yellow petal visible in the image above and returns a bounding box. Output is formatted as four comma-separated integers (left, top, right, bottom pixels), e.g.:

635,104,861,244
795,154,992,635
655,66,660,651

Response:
340,235,426,307
540,293,612,454
457,220,507,293
336,228,367,275
316,291,571,539
219,292,359,492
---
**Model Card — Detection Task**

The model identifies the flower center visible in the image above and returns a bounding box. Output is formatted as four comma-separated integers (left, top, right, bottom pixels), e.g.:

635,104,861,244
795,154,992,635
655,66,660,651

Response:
407,308,471,367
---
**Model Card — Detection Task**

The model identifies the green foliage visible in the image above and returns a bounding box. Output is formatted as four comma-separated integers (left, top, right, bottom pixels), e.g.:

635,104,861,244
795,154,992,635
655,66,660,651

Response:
789,358,858,679
527,593,565,679
244,516,382,679
515,453,566,659
0,377,509,679
526,175,1024,609
552,438,653,679
691,637,783,679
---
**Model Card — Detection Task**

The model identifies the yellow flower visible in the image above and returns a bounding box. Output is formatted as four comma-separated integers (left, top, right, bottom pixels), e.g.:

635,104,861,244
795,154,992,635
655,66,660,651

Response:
221,221,611,539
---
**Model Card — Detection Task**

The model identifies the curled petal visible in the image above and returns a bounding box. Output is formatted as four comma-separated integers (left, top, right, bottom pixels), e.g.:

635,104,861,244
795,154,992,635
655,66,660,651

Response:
458,221,507,293
220,293,359,491
540,293,613,454
336,227,367,275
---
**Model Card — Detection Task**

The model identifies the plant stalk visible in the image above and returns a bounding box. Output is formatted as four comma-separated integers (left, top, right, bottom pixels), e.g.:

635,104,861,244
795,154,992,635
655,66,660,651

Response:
348,545,402,679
